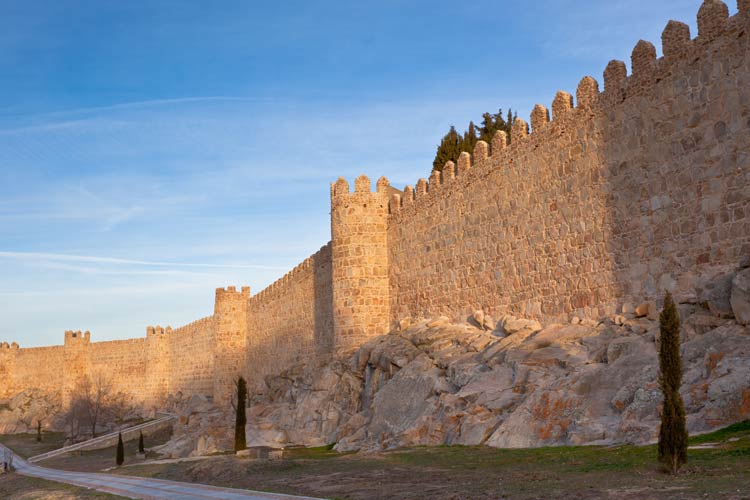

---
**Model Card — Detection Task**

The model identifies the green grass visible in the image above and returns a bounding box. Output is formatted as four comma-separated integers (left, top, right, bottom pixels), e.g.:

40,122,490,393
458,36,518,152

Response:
109,421,750,499
689,419,750,444
7,422,750,499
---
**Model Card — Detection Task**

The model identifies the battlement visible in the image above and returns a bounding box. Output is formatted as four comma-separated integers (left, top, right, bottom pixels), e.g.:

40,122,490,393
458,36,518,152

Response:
215,285,250,298
64,330,91,344
330,175,392,211
252,243,332,303
4,0,748,409
388,0,748,221
146,325,172,336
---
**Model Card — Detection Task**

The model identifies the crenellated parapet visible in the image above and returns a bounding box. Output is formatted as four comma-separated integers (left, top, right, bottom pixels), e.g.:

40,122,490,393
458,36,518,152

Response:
251,243,332,303
5,0,748,407
387,0,747,224
64,330,91,345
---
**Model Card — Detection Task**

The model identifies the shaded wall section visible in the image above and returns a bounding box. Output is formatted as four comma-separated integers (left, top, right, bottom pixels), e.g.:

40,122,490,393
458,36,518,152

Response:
246,243,333,387
387,5,750,325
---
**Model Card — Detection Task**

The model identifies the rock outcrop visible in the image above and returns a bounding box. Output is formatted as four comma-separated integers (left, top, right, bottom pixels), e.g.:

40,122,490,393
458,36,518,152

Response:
731,268,750,325
152,393,233,458
0,389,61,434
245,303,750,453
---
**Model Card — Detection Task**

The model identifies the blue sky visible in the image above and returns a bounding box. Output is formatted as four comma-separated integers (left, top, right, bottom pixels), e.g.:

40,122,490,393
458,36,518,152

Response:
0,0,712,347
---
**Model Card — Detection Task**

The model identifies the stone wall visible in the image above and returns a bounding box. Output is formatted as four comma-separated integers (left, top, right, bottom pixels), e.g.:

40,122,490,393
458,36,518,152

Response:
246,243,333,387
387,1,750,326
1,0,748,409
90,338,147,401
167,318,216,397
331,177,391,354
3,345,63,401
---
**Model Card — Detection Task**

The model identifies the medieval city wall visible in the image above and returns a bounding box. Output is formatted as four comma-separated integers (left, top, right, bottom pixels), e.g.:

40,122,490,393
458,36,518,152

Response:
2,345,64,400
245,243,333,386
89,338,148,401
167,317,216,397
387,3,750,326
1,0,748,407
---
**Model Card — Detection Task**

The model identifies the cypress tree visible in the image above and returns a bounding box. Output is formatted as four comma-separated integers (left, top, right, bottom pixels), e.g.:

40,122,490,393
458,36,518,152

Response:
116,432,124,466
37,420,42,442
462,121,478,154
235,376,248,452
657,291,688,473
433,109,516,168
433,126,462,172
138,431,145,454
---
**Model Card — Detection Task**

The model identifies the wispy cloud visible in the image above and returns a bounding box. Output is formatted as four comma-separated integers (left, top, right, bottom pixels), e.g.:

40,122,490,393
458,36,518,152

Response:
0,251,289,271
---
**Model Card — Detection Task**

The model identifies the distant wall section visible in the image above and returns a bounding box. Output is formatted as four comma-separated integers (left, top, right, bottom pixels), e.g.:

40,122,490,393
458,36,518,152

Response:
246,243,333,387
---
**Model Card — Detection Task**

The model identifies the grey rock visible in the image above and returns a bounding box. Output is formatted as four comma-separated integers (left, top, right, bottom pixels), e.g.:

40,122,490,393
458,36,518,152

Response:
731,268,750,325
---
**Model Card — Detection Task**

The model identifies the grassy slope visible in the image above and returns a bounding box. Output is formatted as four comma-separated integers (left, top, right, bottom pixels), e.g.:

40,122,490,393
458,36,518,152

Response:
117,421,750,500
3,423,748,499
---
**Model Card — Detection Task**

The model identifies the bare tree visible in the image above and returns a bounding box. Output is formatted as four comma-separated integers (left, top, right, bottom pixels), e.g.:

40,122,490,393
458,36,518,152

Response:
62,396,87,443
63,372,119,440
80,372,114,438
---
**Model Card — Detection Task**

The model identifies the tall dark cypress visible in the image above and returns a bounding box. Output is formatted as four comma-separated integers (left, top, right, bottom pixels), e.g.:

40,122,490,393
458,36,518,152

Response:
235,376,248,452
657,291,688,473
116,432,124,466
138,431,145,454
433,126,462,172
462,121,478,153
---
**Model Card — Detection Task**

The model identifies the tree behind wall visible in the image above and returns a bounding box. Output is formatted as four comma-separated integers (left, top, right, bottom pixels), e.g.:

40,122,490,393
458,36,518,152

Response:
432,109,515,172
116,432,124,466
234,376,247,452
138,431,144,454
657,291,688,473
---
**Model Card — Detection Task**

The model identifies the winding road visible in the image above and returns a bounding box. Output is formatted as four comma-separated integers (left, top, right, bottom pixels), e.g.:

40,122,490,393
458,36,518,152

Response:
1,444,323,500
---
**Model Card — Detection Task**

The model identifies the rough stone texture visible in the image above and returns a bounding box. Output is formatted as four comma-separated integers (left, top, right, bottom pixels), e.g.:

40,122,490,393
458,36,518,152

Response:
1,3,749,436
389,10,750,326
246,243,333,389
731,268,750,324
331,176,391,355
245,313,750,452
0,389,61,434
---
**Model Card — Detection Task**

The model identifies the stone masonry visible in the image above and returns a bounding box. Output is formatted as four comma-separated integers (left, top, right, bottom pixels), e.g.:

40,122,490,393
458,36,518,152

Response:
1,0,749,405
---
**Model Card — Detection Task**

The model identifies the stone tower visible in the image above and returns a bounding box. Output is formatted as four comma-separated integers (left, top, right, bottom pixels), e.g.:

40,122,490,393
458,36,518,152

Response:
145,325,170,406
62,330,91,408
330,175,391,354
0,342,18,400
212,286,249,404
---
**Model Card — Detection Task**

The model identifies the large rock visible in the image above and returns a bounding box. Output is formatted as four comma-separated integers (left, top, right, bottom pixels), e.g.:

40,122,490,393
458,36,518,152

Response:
0,389,61,434
232,309,750,455
730,268,750,325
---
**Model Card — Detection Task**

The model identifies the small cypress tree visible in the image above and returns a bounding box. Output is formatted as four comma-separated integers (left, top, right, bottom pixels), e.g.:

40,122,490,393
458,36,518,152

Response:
235,376,248,452
36,420,42,442
138,431,145,454
657,291,688,473
116,432,124,466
